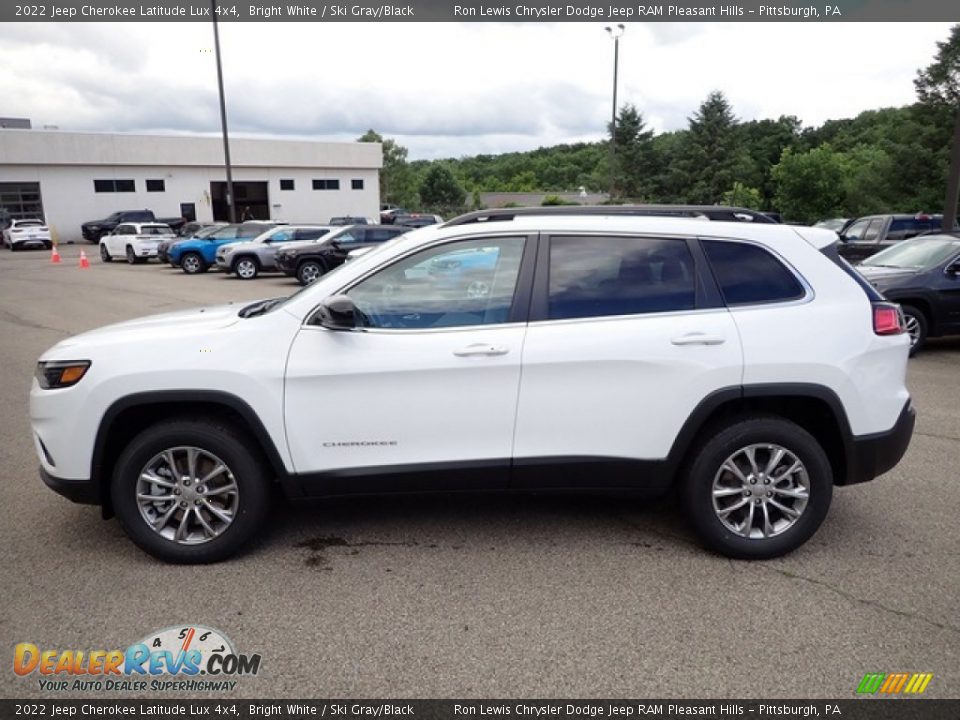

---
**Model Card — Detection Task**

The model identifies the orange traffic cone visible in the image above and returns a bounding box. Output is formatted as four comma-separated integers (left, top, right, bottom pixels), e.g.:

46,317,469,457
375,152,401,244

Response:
79,250,90,269
50,246,61,264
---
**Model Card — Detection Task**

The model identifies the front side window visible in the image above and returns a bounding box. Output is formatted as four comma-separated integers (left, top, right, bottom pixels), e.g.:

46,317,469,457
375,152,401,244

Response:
296,228,329,241
346,237,526,329
547,236,696,320
842,218,871,242
702,239,805,306
862,219,883,242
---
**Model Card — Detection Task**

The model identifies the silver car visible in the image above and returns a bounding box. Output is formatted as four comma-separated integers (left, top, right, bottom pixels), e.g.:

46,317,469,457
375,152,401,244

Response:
216,225,333,279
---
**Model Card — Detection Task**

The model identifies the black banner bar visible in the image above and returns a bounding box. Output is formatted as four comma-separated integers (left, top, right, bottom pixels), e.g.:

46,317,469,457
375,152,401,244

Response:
2,700,959,720
3,0,958,23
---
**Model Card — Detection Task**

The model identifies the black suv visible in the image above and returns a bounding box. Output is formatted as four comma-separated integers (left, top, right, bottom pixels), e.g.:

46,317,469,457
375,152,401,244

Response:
275,225,408,284
838,213,947,263
857,232,960,354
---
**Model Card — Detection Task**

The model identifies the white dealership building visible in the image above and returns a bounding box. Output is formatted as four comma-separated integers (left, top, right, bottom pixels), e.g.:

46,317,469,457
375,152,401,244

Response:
0,129,382,243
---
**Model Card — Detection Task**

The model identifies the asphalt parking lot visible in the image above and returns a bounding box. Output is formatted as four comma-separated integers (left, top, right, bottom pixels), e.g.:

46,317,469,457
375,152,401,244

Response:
1,245,958,699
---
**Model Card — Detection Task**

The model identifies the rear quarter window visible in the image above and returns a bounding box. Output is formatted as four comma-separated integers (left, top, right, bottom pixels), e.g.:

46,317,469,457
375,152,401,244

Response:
702,239,805,306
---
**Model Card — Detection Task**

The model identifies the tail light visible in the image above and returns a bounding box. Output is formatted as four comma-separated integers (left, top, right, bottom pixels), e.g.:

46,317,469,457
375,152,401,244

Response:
873,302,905,336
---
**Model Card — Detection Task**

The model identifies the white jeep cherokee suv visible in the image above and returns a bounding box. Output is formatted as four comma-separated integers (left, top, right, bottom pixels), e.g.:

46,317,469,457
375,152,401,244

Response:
31,211,915,563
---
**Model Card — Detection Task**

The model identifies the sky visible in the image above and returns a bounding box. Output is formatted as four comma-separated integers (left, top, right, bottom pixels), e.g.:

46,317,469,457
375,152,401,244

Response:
0,22,953,160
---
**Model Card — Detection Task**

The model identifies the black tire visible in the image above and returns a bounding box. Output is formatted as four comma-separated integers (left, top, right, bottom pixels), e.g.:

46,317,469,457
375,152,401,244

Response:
900,304,928,357
181,252,207,275
296,259,325,285
100,244,112,262
681,416,833,560
233,256,259,280
111,418,271,563
126,245,137,265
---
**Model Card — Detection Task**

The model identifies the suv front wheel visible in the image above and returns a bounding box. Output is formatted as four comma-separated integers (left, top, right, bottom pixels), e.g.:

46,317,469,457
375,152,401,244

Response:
682,416,832,560
110,418,271,563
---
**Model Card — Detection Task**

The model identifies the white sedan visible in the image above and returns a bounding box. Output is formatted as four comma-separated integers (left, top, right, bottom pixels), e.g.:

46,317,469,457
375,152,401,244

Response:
3,219,52,251
99,222,176,264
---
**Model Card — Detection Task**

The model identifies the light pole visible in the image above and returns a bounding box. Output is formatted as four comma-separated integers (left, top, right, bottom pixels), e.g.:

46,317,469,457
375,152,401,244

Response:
211,1,236,223
605,24,625,202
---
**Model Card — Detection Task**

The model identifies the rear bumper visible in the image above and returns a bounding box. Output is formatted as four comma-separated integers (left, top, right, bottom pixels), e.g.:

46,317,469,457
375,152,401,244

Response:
40,466,99,506
844,400,915,485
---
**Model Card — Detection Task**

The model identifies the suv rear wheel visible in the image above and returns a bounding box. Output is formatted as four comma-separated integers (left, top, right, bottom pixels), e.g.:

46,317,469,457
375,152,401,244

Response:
110,419,271,563
682,416,832,560
900,304,927,356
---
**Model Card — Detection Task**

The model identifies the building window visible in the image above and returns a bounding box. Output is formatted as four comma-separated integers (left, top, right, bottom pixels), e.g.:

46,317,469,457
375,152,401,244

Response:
312,179,340,190
280,179,295,191
146,179,165,192
94,179,135,193
0,182,45,223
351,179,364,190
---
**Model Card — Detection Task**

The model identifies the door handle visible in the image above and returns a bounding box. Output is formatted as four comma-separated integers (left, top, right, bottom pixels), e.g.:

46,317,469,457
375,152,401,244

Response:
670,333,726,346
453,343,509,357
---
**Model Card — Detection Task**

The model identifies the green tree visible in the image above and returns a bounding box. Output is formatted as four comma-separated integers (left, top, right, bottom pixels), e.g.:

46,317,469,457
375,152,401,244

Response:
357,129,419,209
419,164,466,212
678,91,748,204
722,182,763,210
772,145,848,224
915,23,960,228
608,103,656,200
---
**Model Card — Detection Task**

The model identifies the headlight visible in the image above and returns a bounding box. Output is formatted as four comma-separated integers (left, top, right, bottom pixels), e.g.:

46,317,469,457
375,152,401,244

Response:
36,360,91,389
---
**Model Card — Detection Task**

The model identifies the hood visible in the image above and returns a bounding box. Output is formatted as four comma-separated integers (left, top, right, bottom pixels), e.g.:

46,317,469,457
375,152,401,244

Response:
42,304,243,356
857,265,918,284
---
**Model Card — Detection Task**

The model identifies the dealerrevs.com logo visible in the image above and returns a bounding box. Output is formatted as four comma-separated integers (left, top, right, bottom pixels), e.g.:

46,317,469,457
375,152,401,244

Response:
14,625,261,692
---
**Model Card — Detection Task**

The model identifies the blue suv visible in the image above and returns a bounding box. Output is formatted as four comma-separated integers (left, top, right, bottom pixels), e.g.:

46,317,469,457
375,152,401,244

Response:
168,222,280,274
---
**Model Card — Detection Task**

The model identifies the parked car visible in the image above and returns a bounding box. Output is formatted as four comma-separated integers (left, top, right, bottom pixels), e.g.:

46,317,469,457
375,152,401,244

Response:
167,222,280,274
158,225,223,264
178,221,226,238
329,216,373,226
2,218,52,251
99,222,176,264
275,224,409,285
814,218,850,232
837,213,949,263
81,210,185,243
393,213,444,228
380,204,408,224
856,232,960,354
216,225,334,279
31,209,914,562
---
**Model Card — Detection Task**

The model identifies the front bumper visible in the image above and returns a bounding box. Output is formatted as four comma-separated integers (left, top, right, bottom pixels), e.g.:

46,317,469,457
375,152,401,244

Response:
844,400,916,485
216,256,231,270
40,466,99,505
274,256,297,275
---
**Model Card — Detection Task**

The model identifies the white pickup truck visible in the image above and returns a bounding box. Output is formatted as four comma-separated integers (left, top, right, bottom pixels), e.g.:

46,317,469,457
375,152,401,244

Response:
99,222,176,264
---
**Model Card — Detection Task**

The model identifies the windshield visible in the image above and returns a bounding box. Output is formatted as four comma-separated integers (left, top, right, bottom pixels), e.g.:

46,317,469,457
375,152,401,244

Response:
861,235,960,269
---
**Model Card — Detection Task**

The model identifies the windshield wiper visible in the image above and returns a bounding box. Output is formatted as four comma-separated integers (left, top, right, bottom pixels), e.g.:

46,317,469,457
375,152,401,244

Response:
239,297,285,318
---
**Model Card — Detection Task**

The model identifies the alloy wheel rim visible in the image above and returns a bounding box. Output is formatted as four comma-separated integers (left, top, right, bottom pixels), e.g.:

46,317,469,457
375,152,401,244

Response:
711,443,810,539
136,446,239,545
301,264,321,283
183,256,200,272
237,260,256,279
904,315,920,346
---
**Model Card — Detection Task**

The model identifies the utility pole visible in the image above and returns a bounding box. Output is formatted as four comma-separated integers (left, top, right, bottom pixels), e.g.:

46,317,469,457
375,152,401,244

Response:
212,1,236,223
605,25,625,202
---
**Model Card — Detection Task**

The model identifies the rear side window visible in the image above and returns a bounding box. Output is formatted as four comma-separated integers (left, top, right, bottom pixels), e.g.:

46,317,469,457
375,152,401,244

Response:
702,240,805,306
548,236,696,320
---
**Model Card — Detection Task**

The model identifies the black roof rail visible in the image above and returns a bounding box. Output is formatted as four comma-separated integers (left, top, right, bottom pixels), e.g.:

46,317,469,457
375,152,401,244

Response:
443,204,779,227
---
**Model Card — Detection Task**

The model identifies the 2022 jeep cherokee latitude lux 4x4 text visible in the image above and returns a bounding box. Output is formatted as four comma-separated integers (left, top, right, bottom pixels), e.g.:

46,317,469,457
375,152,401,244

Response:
30,213,916,563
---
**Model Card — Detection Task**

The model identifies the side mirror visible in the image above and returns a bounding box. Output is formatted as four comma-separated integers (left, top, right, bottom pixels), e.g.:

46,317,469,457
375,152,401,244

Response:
947,262,960,276
316,294,357,330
